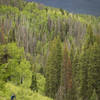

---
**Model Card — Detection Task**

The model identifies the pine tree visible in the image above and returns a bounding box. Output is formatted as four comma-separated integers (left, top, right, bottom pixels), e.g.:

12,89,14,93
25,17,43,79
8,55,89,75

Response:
90,36,100,100
45,36,62,98
79,25,95,100
79,48,92,100
72,50,80,100
30,73,38,92
59,43,69,100
56,42,73,100
0,19,5,44
30,65,38,92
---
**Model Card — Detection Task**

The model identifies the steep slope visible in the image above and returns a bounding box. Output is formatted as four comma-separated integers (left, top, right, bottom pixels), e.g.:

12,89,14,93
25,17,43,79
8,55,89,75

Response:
0,1,100,100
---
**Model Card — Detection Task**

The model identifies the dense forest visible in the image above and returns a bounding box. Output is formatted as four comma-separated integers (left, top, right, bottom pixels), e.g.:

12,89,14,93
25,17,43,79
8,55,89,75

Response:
0,0,100,100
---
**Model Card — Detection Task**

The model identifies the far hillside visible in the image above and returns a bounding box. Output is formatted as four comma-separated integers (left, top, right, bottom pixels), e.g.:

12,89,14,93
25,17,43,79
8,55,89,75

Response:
0,0,100,100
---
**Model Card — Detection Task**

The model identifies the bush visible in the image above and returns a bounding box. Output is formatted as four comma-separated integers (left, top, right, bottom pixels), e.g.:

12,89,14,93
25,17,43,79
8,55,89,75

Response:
0,83,53,100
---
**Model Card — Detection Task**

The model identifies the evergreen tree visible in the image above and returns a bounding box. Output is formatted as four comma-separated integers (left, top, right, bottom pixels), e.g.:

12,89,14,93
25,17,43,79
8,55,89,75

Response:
30,73,38,92
30,65,38,92
72,50,80,100
90,36,100,100
45,36,62,98
0,19,5,44
79,48,92,100
79,25,95,100
56,42,73,100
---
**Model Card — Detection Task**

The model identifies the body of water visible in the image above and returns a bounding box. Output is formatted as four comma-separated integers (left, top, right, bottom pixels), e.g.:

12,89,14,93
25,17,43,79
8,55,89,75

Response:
27,0,100,16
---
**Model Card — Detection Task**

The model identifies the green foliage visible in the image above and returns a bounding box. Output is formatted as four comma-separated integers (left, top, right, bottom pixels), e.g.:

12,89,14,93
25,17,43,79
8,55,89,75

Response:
72,34,100,100
79,47,91,100
90,89,98,100
0,43,32,88
57,42,73,100
90,38,100,100
45,36,62,98
30,72,38,92
0,1,100,100
36,73,46,95
0,83,52,100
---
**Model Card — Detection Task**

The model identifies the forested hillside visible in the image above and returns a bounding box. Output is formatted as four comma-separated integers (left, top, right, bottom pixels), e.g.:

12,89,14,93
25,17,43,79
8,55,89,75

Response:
0,0,100,100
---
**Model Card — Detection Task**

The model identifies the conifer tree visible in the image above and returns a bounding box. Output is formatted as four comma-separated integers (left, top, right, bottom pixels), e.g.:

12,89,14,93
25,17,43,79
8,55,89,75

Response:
79,25,95,100
90,36,100,100
30,65,38,92
79,48,91,100
0,19,5,44
72,50,80,100
56,42,73,100
30,73,38,92
45,36,62,98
